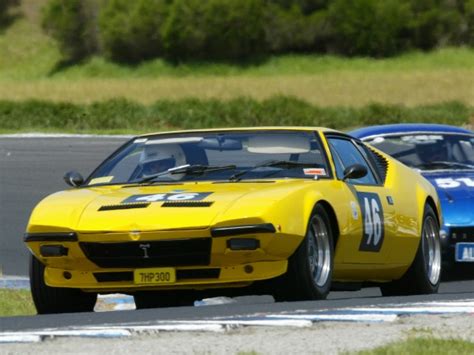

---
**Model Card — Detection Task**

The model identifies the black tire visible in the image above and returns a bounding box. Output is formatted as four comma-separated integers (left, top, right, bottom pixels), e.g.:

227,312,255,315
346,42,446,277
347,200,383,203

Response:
134,290,196,309
29,255,97,314
273,204,335,302
380,204,441,296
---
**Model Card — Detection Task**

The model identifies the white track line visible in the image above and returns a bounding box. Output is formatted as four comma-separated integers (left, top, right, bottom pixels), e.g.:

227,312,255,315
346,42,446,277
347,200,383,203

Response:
267,313,398,323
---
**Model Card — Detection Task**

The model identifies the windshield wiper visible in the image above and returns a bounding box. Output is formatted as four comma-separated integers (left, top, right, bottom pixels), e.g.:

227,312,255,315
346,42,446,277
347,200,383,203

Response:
414,161,474,170
229,160,316,182
138,164,237,183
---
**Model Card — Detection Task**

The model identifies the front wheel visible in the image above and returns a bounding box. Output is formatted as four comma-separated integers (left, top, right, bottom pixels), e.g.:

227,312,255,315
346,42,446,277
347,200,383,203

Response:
274,205,334,301
380,204,441,296
29,255,97,314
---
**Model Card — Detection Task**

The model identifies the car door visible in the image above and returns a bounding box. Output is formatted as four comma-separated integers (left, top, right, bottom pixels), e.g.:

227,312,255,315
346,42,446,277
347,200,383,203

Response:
325,134,396,264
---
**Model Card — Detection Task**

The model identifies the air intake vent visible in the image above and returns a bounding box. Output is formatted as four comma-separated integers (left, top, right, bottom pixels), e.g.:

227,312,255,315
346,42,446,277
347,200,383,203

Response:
80,238,212,268
369,148,389,183
98,203,150,211
162,201,214,207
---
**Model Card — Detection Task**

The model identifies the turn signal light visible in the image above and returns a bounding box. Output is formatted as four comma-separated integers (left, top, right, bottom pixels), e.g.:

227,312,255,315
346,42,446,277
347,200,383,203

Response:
40,245,68,257
227,238,260,251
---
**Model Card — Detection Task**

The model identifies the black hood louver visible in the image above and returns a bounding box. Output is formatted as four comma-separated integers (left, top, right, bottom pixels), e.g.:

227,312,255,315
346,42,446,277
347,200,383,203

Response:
98,202,150,211
161,201,214,207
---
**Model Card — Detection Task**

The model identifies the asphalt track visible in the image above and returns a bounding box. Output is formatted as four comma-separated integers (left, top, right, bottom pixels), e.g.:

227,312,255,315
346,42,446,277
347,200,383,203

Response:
0,136,473,332
0,136,128,276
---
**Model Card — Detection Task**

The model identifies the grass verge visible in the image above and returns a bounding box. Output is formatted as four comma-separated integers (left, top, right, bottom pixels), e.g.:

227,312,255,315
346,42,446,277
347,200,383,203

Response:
357,337,474,355
0,289,35,317
1,69,473,107
0,98,471,134
1,3,473,106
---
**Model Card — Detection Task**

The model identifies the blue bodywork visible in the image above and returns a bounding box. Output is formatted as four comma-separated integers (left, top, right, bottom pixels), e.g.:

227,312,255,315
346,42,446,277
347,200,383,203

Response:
350,124,474,264
350,123,472,139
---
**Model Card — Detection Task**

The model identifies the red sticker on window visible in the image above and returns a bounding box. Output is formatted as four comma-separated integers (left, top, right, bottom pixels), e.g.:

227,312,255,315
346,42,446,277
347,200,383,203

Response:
303,168,326,176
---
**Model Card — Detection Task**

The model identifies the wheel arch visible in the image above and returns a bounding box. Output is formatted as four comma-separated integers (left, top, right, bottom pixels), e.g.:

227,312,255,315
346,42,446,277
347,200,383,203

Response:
314,200,340,249
425,195,440,225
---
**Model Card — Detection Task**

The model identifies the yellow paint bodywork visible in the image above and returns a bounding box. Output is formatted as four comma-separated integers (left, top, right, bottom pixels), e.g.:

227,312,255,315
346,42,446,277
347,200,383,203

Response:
25,128,441,292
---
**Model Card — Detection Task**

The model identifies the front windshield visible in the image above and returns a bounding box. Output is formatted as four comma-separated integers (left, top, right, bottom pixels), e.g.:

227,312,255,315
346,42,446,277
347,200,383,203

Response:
86,131,329,185
364,133,474,170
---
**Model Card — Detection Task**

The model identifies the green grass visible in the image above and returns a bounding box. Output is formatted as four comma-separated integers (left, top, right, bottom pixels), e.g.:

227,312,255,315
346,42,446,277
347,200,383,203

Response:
1,10,473,80
357,337,474,355
39,47,474,79
0,98,471,134
0,289,35,317
0,2,473,107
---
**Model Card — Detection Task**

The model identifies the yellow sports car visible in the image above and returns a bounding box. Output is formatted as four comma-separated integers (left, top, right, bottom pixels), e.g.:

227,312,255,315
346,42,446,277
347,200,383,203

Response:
25,127,442,314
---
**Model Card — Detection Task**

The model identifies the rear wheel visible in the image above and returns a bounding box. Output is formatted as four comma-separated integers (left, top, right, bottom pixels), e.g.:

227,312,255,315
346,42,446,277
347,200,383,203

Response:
29,255,97,314
274,205,334,301
134,290,196,309
380,204,441,296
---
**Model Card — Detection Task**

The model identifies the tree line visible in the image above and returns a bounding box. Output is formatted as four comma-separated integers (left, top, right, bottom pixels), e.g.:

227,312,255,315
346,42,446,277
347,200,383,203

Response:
31,0,474,63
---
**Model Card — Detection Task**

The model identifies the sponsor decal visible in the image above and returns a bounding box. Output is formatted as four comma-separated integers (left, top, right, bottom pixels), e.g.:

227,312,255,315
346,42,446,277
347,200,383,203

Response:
88,176,114,185
350,201,359,220
435,177,474,189
133,138,148,144
122,192,212,204
401,135,443,143
303,168,326,176
357,192,384,252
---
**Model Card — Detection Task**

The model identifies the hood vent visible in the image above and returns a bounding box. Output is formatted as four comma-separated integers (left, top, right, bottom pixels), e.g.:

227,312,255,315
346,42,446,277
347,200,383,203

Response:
98,202,150,211
162,201,214,208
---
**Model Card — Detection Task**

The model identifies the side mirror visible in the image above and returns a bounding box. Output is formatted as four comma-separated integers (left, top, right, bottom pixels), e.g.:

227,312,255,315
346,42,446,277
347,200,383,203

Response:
342,164,367,181
64,171,84,187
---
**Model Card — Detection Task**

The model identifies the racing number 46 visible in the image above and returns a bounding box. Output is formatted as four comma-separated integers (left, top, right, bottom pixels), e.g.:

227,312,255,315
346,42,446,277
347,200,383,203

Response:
358,192,385,252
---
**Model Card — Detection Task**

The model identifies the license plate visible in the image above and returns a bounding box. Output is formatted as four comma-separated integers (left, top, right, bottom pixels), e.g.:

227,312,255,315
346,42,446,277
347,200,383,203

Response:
134,267,176,284
455,243,474,262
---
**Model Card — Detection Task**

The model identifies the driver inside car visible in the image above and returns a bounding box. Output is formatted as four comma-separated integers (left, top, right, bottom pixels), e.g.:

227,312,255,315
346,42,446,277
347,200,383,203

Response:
137,143,186,178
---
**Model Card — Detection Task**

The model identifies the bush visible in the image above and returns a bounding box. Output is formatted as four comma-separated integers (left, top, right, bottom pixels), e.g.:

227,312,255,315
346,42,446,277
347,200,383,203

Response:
267,0,329,15
0,0,19,29
203,0,266,60
264,3,328,53
466,0,474,45
0,98,470,133
406,0,455,50
98,0,169,63
327,0,412,57
161,0,208,61
163,0,266,61
42,0,100,62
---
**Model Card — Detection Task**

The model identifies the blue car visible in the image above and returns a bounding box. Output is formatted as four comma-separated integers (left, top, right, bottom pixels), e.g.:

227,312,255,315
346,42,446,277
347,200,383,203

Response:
350,124,474,268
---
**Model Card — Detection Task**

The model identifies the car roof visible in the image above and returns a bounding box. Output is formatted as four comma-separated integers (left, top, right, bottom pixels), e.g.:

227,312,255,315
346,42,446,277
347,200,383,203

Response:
349,123,473,140
138,126,340,138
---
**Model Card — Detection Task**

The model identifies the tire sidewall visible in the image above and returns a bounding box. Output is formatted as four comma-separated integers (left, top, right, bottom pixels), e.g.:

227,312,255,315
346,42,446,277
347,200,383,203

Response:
417,205,441,292
297,205,335,299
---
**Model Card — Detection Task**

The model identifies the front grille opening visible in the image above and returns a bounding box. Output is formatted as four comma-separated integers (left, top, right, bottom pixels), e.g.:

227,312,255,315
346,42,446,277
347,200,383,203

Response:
94,272,133,282
176,268,220,280
81,238,212,268
450,227,474,243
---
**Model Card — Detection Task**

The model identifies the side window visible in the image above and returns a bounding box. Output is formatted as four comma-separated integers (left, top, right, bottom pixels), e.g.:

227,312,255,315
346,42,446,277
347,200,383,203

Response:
327,137,378,185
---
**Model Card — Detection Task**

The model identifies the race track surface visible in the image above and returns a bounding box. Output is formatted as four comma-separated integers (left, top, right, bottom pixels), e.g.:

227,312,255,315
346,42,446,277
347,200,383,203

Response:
0,136,472,333
1,279,473,332
0,136,127,276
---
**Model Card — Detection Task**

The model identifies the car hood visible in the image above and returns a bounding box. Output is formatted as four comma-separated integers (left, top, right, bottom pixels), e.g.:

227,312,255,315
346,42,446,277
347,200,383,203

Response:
422,170,474,226
28,180,307,233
